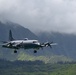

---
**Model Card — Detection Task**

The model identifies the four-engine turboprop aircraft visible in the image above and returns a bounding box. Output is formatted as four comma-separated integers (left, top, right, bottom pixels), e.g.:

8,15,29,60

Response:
0,30,57,53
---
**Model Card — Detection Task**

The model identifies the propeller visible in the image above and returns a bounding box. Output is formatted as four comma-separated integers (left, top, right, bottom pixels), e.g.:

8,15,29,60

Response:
7,42,13,47
41,42,52,48
40,41,57,49
44,41,57,48
45,42,52,48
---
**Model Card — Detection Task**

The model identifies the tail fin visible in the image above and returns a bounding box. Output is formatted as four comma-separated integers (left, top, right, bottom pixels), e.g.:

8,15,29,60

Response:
9,30,14,41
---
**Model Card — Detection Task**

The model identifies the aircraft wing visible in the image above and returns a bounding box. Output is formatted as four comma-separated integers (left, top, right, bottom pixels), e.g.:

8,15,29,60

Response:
0,41,8,43
12,42,23,48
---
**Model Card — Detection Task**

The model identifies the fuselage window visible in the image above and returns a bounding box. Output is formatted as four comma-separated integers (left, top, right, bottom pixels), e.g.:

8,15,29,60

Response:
33,41,37,43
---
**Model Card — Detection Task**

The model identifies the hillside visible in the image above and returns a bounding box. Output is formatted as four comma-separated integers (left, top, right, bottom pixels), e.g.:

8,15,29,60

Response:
0,21,76,63
0,21,38,40
0,59,76,75
38,32,76,60
17,51,72,63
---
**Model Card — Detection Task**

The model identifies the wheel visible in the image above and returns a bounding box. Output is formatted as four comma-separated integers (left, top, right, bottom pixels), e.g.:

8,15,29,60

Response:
34,50,37,53
14,50,17,53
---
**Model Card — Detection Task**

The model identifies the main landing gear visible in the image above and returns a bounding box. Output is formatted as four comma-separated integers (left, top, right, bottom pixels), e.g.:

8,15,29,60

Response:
14,50,17,53
14,50,37,53
34,50,37,53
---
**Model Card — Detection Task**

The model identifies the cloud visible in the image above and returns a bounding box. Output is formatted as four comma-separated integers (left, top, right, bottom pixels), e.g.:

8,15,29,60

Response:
0,0,76,34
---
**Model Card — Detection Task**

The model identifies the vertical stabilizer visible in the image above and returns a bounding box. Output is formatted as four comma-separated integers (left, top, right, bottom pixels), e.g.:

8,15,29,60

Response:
9,30,14,41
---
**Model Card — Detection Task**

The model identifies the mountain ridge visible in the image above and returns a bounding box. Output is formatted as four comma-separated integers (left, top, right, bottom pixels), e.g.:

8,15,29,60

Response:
0,21,76,63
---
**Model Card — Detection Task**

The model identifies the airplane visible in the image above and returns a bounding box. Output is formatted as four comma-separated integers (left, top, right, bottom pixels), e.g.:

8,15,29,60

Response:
0,30,57,53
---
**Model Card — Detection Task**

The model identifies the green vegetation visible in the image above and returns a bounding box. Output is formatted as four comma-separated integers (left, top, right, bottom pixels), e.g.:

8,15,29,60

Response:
17,51,72,63
0,59,76,75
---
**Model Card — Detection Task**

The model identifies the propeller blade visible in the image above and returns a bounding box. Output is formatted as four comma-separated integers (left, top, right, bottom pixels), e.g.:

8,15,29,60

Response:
50,43,58,45
47,43,52,48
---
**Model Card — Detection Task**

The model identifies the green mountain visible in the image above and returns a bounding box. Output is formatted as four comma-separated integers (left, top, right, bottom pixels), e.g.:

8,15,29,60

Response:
38,32,76,60
0,21,75,63
0,59,76,75
17,51,72,63
0,21,37,40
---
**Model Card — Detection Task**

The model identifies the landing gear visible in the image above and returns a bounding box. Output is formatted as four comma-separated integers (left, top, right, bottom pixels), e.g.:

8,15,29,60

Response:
34,50,37,53
14,50,17,53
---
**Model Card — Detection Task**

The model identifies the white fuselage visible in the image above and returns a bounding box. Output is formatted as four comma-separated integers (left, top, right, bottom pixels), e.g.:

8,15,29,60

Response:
2,39,41,50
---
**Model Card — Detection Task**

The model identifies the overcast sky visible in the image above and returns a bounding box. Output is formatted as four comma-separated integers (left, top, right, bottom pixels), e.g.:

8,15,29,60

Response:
0,0,76,34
